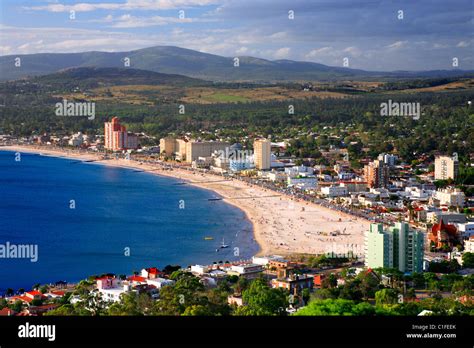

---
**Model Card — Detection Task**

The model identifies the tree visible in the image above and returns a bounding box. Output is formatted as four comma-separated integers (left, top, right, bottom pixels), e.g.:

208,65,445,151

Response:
294,298,375,316
152,273,206,315
233,277,249,294
321,274,337,289
412,272,425,288
428,260,460,273
234,279,287,316
375,289,399,306
357,272,381,300
339,279,363,301
182,304,213,316
44,304,76,316
162,265,181,275
10,300,23,313
31,299,43,306
462,253,474,268
301,288,311,305
108,292,152,316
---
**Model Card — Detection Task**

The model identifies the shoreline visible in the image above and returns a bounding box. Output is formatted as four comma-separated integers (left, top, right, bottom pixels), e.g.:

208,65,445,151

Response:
1,145,370,257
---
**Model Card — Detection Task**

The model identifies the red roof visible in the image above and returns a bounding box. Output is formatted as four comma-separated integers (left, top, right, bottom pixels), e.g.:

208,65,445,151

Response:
26,291,46,299
27,290,43,296
432,220,457,237
0,308,15,316
10,295,33,303
49,290,65,296
128,275,146,282
96,276,114,280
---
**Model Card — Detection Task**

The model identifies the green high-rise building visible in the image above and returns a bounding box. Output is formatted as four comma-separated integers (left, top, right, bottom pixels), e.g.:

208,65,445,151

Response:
365,222,424,273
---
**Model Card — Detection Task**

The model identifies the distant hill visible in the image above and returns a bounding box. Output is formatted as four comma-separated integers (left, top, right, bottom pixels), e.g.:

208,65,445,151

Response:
1,46,473,82
29,66,208,88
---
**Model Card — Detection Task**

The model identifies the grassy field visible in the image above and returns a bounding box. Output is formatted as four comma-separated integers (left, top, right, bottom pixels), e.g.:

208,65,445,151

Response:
54,79,474,105
56,84,349,105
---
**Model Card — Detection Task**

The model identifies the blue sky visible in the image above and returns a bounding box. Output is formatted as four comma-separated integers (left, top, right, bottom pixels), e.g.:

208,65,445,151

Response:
0,0,473,71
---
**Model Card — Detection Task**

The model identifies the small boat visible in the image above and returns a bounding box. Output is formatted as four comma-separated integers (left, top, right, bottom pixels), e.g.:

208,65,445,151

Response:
208,197,222,201
220,238,229,249
204,236,214,240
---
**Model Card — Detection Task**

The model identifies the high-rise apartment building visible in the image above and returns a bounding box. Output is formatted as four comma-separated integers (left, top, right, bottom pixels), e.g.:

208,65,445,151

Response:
364,159,389,188
434,155,458,180
365,222,424,273
254,139,271,170
104,117,138,151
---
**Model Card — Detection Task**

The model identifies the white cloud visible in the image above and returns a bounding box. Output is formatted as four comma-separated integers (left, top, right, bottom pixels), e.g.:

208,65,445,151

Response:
24,0,221,12
385,41,408,50
305,47,334,58
235,46,248,54
273,47,290,59
456,41,470,48
0,46,13,55
343,46,362,57
108,14,197,28
433,43,449,49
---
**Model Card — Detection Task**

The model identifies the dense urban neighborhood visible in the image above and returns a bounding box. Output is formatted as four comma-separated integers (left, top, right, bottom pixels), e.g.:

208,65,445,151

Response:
1,113,473,316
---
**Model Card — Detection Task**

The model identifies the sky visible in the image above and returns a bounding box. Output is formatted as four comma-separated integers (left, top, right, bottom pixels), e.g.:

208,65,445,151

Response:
0,0,473,71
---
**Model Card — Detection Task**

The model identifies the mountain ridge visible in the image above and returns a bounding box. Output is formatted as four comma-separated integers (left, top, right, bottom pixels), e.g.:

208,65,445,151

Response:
1,45,473,82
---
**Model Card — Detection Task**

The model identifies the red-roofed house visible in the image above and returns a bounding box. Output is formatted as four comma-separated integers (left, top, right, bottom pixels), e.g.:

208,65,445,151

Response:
128,275,146,285
25,291,46,301
46,290,66,299
8,295,32,304
141,267,163,279
8,290,47,305
28,304,60,316
97,277,120,290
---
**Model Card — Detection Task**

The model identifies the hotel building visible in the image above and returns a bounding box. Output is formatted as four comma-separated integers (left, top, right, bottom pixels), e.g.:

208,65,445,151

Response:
104,117,138,151
159,137,176,156
365,222,424,273
185,141,229,163
434,155,458,180
254,138,271,170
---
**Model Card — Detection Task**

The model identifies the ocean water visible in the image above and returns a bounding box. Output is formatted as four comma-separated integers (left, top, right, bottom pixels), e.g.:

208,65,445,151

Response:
0,150,258,291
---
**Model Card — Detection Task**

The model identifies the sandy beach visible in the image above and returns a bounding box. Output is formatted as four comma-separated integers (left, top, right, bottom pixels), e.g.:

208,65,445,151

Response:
1,145,370,257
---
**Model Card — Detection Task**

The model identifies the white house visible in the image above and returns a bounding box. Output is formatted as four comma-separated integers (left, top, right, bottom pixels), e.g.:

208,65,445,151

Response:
321,186,348,198
68,132,84,147
252,255,284,266
457,222,474,238
287,175,317,191
190,265,210,275
145,278,174,289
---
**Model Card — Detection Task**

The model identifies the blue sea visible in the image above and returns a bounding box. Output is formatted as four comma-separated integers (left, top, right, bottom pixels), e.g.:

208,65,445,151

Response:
0,150,258,291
